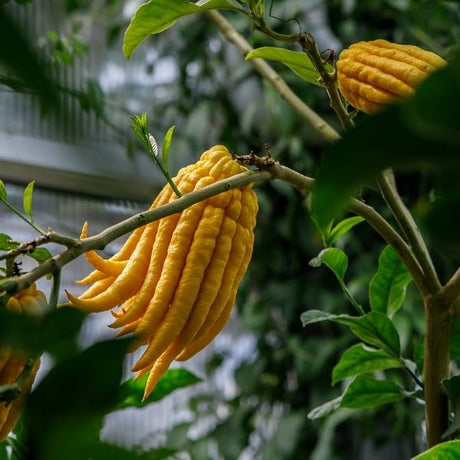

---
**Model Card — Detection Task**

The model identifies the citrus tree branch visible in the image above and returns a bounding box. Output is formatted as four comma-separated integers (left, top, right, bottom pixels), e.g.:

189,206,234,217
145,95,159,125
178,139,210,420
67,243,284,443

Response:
268,163,429,297
205,10,341,143
0,163,428,302
439,267,460,311
0,170,271,296
377,169,441,295
250,17,354,131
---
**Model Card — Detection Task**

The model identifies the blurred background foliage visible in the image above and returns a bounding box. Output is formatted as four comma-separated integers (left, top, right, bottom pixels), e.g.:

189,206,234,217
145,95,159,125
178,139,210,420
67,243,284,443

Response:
1,0,460,459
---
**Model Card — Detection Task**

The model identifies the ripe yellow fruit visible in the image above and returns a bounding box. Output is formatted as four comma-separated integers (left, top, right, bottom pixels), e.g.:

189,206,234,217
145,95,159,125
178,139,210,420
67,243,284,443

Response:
336,39,446,114
67,145,258,399
0,284,46,441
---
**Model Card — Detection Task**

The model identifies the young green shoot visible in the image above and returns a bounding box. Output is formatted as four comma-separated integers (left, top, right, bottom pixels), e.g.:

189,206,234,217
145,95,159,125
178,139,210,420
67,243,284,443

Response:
130,113,182,198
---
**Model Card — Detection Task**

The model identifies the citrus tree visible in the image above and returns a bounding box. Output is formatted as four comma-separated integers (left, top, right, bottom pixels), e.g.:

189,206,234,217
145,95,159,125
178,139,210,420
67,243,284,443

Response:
1,1,460,459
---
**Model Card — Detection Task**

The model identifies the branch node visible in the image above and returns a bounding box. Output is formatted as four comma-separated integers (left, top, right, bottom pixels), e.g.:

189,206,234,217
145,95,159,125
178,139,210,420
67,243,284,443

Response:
233,150,277,169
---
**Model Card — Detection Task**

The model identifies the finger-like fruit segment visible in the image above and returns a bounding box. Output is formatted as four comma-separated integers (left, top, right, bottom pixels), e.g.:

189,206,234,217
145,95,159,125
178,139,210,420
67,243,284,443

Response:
0,284,46,441
336,39,446,114
67,145,258,399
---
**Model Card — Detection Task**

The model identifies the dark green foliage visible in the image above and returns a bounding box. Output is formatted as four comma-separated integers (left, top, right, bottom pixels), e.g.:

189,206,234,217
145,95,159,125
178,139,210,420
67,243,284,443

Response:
0,8,59,111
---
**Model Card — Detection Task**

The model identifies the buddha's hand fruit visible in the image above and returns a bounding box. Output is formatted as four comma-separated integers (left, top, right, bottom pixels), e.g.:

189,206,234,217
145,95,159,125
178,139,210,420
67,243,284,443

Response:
66,145,258,399
336,39,446,114
0,283,46,441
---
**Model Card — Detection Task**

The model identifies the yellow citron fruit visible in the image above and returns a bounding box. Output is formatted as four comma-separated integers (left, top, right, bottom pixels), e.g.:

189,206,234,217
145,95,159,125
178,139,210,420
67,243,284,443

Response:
336,39,446,114
66,145,258,399
0,283,46,441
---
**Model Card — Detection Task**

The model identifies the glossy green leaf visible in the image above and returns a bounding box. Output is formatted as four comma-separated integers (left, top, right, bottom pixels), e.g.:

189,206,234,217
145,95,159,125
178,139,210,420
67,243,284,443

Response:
336,312,401,357
301,310,401,357
411,440,460,460
327,216,365,246
369,245,412,316
300,309,338,327
340,375,404,409
162,125,175,166
442,376,460,438
0,180,6,202
307,396,343,420
332,343,401,385
115,368,202,409
27,247,52,264
309,247,364,313
309,247,348,281
22,181,35,219
0,233,18,251
311,51,460,227
123,0,245,58
246,47,322,86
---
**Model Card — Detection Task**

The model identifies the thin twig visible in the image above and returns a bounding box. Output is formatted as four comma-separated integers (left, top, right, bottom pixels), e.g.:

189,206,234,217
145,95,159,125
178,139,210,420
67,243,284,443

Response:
251,19,354,131
298,33,354,132
270,164,429,297
0,233,80,262
48,268,61,311
0,164,428,302
377,169,441,295
205,10,341,143
1,200,46,235
0,170,271,295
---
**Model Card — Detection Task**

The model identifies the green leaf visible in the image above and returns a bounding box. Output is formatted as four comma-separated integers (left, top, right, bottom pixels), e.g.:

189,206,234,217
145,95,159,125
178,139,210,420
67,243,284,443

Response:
24,338,130,460
311,51,460,228
369,245,412,316
307,396,343,420
0,9,59,112
130,112,156,155
442,375,460,438
22,180,35,219
27,247,53,264
123,0,245,58
309,248,364,313
301,310,401,357
0,233,18,251
327,216,365,246
246,47,323,86
115,368,202,409
300,309,338,327
337,312,401,357
0,307,85,361
309,247,348,281
411,440,460,460
340,375,405,409
0,180,7,202
162,125,175,166
332,343,402,385
86,81,105,117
